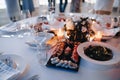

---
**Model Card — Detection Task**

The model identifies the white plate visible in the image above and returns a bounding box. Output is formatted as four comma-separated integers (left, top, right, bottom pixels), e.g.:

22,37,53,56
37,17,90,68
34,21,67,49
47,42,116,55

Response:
0,22,17,31
35,32,54,41
77,42,120,66
0,54,28,76
26,32,54,49
26,40,51,49
102,27,120,36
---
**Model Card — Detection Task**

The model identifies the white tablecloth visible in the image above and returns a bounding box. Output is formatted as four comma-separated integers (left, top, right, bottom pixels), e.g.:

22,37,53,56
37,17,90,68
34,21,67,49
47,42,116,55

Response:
0,37,120,80
0,15,120,80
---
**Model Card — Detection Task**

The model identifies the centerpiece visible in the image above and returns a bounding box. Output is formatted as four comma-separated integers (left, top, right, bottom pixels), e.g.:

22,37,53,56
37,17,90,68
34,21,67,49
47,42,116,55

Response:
46,16,95,71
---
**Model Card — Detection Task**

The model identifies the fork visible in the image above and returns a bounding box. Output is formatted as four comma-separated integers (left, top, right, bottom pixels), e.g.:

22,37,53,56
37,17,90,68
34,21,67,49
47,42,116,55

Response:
27,75,40,80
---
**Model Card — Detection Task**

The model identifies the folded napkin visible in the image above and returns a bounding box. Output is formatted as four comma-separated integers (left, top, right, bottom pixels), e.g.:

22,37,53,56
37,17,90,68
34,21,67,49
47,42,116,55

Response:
0,29,31,38
102,27,120,36
91,21,120,37
0,60,20,80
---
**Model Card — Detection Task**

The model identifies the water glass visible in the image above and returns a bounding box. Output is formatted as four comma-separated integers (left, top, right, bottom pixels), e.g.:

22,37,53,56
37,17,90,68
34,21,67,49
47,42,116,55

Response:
35,33,48,65
37,46,48,65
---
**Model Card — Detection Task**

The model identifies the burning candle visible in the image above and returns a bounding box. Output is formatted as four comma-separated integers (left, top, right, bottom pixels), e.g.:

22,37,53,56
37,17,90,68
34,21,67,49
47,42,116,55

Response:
91,21,97,33
89,35,95,42
95,31,102,42
92,21,96,27
57,28,64,39
64,31,69,39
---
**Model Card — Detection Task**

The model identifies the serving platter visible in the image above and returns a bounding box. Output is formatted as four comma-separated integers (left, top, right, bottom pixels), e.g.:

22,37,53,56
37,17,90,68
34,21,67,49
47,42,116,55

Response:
46,41,80,72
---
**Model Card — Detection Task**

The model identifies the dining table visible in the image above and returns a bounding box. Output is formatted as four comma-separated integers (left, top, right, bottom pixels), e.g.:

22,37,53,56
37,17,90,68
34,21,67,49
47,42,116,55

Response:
0,13,120,80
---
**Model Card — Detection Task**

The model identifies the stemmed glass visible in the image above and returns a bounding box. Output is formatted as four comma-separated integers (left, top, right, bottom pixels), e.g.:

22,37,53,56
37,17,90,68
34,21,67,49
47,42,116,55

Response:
35,32,48,65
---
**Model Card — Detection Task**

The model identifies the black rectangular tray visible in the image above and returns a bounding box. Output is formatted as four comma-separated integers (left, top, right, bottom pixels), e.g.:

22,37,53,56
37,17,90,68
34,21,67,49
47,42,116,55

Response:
46,53,80,72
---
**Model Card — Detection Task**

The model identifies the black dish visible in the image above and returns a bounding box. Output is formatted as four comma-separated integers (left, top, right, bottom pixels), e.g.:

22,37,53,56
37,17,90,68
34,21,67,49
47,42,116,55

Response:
46,42,80,72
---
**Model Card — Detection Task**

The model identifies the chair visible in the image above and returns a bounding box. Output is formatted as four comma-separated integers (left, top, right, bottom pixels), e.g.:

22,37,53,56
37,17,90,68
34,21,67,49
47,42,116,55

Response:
94,0,114,15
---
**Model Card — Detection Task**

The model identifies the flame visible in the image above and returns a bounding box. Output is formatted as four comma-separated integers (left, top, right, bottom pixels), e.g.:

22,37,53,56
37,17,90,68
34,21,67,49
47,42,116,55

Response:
89,35,95,42
92,21,96,27
57,28,64,39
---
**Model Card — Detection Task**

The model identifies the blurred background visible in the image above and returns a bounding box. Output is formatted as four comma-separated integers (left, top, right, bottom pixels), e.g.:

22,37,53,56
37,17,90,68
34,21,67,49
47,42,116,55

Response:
0,0,119,26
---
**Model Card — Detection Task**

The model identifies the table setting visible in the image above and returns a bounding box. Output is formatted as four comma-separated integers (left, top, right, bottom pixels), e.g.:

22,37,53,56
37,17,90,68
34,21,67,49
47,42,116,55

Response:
0,13,120,80
0,53,28,80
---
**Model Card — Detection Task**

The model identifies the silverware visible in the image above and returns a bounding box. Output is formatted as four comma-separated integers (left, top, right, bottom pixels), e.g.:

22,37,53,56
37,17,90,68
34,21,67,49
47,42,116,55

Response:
27,75,40,80
3,56,14,68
